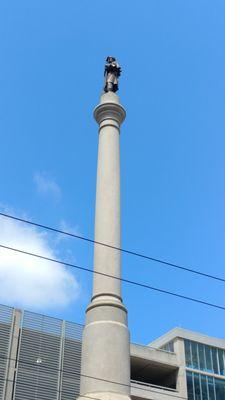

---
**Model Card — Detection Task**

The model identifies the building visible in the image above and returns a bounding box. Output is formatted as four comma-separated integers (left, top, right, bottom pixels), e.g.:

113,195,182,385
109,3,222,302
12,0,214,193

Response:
1,303,225,400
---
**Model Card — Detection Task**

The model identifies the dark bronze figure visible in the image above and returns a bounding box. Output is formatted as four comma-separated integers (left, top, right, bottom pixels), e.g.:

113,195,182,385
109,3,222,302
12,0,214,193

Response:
104,56,121,93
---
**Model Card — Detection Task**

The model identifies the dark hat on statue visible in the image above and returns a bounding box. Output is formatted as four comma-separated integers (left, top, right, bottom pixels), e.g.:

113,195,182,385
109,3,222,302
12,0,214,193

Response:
106,56,116,62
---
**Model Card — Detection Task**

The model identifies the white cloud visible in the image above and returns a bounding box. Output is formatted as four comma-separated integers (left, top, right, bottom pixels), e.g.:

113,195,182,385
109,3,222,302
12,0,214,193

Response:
59,219,79,235
34,172,61,200
54,219,80,244
0,213,80,311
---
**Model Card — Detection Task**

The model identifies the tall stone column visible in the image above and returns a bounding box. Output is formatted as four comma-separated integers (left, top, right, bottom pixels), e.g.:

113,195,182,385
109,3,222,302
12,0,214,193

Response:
78,83,130,400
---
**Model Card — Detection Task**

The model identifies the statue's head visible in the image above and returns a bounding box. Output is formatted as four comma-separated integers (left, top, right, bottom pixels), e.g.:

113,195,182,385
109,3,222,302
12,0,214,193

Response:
106,56,116,63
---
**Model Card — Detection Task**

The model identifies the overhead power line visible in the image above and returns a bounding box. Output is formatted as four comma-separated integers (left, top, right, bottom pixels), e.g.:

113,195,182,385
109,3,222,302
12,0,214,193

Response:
0,212,224,284
0,353,187,400
1,243,225,312
0,375,186,400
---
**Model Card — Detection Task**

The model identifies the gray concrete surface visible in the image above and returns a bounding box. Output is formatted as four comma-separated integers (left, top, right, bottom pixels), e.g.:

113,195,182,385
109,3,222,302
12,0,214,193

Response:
78,92,131,400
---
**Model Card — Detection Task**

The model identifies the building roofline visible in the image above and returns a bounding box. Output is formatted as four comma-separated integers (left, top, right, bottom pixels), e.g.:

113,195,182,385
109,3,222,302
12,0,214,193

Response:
149,327,225,350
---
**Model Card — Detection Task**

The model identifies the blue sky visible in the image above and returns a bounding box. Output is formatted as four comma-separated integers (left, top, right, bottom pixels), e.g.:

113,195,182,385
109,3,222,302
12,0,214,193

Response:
0,0,225,344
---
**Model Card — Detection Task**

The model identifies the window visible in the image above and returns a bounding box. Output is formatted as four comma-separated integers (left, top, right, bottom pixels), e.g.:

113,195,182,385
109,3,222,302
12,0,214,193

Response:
187,371,194,400
185,340,192,368
212,348,219,375
201,374,208,400
192,342,199,369
160,341,174,353
186,372,225,400
205,346,213,373
218,350,225,376
194,373,201,400
185,340,225,378
207,376,215,400
198,344,206,371
215,378,225,400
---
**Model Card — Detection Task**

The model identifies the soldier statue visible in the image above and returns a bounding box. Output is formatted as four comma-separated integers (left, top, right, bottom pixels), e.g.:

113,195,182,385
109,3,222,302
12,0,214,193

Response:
104,56,121,93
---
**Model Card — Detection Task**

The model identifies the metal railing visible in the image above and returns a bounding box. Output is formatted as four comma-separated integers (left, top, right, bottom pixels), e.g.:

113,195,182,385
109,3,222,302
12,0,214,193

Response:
131,379,178,392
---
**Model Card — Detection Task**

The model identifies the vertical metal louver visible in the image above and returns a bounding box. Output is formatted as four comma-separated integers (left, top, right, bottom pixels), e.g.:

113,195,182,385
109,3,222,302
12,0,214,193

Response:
0,305,84,400
0,304,13,400
14,311,62,400
61,321,83,400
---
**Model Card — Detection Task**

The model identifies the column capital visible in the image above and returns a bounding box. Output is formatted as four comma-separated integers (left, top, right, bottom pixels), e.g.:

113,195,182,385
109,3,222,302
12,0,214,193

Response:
94,92,126,126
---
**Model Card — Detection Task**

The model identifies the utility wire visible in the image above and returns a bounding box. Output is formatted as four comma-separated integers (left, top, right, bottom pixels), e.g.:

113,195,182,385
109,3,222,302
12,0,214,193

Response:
1,376,187,400
0,353,187,400
0,212,224,284
1,243,225,312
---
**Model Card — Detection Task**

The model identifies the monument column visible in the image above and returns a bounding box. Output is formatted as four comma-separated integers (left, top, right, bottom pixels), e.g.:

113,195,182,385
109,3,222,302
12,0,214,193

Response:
78,58,131,400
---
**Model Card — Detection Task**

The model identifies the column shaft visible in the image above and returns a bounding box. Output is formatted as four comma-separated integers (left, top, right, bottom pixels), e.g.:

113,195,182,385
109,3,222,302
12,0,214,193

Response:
78,92,130,400
93,118,121,299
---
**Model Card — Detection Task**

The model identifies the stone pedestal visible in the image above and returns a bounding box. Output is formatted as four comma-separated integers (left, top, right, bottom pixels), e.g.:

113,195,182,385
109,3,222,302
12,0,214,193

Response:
78,92,130,400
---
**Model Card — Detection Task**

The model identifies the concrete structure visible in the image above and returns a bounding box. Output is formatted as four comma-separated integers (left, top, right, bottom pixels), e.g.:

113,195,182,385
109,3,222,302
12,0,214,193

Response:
0,304,83,400
78,90,130,400
1,303,225,400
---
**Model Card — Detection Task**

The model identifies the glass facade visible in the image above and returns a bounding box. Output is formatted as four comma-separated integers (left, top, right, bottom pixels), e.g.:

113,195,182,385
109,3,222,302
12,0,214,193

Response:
185,341,225,400
185,340,225,376
187,372,225,400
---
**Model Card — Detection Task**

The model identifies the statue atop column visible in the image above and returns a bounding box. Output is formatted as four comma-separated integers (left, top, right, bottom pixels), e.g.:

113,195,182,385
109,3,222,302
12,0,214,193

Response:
104,56,121,93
